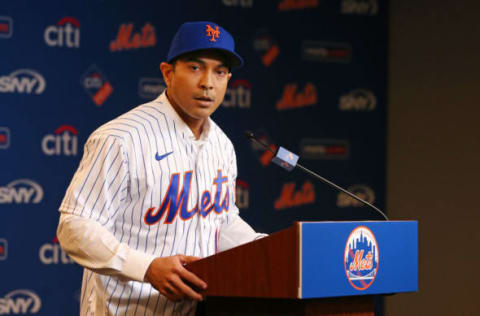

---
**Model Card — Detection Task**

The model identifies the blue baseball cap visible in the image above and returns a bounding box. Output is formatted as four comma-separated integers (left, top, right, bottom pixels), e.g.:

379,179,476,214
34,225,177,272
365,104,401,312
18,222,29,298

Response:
166,21,244,69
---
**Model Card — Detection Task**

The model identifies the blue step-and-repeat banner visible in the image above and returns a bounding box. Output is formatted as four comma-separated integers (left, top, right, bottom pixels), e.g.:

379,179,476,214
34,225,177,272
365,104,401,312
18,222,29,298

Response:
0,0,386,314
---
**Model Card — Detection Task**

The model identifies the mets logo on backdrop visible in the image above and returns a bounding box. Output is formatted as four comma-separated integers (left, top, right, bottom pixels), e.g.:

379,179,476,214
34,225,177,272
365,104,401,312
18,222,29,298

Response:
344,226,379,290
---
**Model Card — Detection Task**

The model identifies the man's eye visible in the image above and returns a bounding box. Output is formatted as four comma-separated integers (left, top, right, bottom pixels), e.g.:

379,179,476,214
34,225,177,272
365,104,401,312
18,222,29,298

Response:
190,65,199,70
217,70,227,76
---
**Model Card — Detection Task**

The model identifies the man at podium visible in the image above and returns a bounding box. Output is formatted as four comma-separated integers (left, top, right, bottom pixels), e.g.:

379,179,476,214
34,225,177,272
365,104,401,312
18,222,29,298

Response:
56,21,266,316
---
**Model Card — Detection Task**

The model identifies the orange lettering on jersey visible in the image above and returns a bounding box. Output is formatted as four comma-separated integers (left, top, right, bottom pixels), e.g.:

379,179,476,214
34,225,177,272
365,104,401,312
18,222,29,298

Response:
206,24,220,42
276,82,317,110
274,181,315,210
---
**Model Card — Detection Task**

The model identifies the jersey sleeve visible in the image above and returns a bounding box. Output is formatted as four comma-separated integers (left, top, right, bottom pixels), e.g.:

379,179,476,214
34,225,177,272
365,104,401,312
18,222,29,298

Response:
59,134,130,227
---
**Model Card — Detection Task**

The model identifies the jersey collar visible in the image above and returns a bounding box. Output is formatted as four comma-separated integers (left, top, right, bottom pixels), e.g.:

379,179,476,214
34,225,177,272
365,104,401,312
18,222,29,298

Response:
154,91,214,142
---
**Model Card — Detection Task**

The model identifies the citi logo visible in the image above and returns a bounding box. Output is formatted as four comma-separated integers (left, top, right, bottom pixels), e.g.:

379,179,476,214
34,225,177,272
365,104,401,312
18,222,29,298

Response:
276,82,317,110
341,0,378,15
339,89,376,111
39,237,74,265
0,289,41,315
274,181,315,210
41,125,78,156
0,69,46,95
44,17,80,48
337,185,375,207
0,179,44,204
235,179,250,209
222,79,251,108
222,0,253,7
110,22,156,51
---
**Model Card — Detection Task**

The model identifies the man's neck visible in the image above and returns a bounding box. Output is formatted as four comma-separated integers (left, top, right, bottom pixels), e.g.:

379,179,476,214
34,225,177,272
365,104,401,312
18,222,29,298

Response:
165,91,205,140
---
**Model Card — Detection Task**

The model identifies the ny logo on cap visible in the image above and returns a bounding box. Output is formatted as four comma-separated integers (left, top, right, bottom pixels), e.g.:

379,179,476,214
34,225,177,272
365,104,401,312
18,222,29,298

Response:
206,24,220,42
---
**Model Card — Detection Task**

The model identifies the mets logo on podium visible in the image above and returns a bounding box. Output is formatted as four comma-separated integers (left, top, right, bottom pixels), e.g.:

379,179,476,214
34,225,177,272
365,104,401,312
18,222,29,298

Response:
344,226,379,290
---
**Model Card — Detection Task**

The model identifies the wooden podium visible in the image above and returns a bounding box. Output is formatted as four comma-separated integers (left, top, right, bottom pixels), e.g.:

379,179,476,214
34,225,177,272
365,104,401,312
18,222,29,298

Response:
187,221,418,316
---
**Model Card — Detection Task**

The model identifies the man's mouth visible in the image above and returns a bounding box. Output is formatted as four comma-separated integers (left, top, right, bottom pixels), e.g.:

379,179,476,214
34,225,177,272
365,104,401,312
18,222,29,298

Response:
194,96,214,103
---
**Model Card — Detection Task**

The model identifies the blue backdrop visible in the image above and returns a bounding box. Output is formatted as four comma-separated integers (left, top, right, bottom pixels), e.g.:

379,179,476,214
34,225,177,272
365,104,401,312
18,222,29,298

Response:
0,0,387,314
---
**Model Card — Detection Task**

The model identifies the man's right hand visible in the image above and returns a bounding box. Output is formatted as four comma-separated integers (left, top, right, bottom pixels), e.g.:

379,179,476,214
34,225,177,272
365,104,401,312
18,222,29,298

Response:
144,255,207,302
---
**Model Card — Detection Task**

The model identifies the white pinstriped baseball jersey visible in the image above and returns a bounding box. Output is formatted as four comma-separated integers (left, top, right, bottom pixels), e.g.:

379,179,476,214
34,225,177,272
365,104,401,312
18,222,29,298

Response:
59,92,249,315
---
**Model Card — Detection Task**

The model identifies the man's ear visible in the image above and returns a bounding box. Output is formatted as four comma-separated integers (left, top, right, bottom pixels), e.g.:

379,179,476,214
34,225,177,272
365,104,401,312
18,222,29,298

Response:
160,62,173,87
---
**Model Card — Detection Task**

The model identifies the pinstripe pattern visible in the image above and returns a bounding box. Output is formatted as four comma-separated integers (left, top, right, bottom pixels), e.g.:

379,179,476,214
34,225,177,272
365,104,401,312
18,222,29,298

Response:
60,92,240,315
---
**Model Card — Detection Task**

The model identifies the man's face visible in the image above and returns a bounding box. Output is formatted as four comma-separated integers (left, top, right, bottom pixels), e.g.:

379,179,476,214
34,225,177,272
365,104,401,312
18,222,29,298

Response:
160,50,232,128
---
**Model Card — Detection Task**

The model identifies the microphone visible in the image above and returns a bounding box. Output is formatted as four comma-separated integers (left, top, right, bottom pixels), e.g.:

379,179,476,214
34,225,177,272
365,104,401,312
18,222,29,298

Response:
244,131,389,221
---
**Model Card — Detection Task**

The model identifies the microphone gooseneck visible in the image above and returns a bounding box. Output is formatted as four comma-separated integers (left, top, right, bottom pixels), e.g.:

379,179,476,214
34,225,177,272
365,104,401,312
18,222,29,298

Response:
244,130,389,221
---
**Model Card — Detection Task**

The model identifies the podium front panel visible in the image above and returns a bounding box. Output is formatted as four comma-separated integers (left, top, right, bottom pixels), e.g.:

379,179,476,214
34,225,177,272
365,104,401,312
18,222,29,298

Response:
300,221,418,299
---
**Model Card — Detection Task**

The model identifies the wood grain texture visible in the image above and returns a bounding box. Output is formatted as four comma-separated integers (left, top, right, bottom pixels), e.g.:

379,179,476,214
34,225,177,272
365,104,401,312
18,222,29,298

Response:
187,223,300,298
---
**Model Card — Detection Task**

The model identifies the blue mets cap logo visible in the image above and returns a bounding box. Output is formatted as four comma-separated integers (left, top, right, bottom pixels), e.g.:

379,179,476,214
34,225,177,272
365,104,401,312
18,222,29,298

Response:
344,226,379,290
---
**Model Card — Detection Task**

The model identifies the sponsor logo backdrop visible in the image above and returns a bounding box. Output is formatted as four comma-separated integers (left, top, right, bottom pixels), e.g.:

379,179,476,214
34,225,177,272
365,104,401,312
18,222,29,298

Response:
0,0,387,314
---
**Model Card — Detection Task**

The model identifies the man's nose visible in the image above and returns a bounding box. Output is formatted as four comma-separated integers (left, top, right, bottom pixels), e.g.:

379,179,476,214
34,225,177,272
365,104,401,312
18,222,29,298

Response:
199,70,214,90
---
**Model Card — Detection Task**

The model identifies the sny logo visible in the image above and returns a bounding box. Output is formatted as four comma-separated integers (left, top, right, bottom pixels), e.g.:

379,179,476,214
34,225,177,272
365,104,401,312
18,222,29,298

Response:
0,127,10,149
339,89,376,111
0,16,13,38
276,82,317,110
206,24,220,42
222,79,251,108
144,170,230,225
0,69,46,95
44,17,80,48
0,289,42,314
337,185,375,208
41,125,78,156
344,226,379,290
0,179,44,204
274,181,315,210
341,0,378,16
110,22,156,51
81,65,113,106
0,239,7,260
39,236,74,265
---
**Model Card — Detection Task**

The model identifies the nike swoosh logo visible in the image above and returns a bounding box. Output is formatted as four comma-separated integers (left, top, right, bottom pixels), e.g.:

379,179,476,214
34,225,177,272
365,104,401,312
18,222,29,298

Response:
155,151,173,161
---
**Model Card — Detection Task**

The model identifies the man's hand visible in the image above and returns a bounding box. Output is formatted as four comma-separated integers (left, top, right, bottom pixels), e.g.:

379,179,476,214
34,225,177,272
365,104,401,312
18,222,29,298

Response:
144,255,207,302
